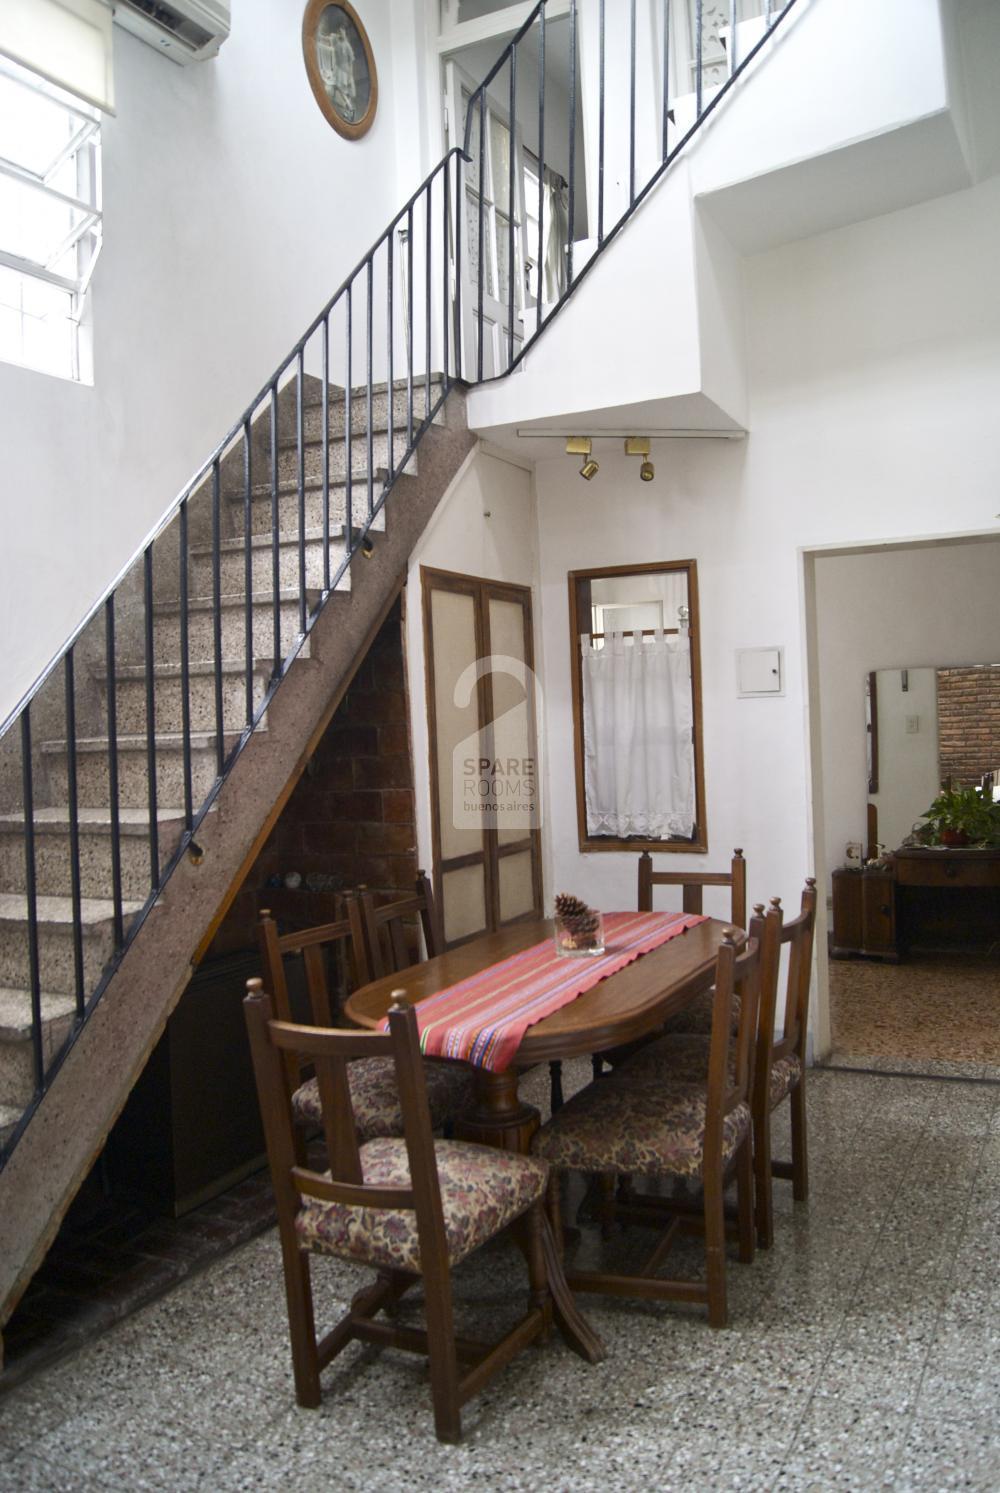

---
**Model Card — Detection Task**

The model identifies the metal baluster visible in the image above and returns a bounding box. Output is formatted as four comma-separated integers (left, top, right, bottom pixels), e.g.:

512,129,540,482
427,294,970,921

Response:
386,231,395,478
346,283,354,553
243,418,254,723
406,204,414,442
765,0,773,24
729,0,738,77
104,595,124,946
537,4,547,329
443,161,450,388
454,150,463,382
143,545,159,888
425,181,432,412
270,385,281,668
366,258,374,524
296,351,306,633
695,0,704,119
629,0,637,206
597,0,605,243
20,709,43,1091
477,95,485,381
567,0,578,286
178,499,193,830
322,318,331,592
662,0,671,161
63,650,85,1020
507,50,516,372
211,460,224,776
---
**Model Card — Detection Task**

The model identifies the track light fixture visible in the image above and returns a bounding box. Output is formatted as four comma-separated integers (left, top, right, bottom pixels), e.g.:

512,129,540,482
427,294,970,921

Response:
625,436,654,483
357,534,375,559
566,435,598,481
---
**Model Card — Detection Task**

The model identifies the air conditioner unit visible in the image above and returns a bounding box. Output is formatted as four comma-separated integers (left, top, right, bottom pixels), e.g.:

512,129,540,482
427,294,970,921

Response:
113,0,230,65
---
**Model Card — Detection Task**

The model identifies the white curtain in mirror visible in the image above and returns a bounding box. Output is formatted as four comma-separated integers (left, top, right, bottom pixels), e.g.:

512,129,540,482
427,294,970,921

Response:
582,631,695,838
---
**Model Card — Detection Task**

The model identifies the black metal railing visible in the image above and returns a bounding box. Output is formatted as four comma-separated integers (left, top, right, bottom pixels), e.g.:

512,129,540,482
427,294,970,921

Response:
460,0,800,380
0,148,463,1166
0,0,802,1170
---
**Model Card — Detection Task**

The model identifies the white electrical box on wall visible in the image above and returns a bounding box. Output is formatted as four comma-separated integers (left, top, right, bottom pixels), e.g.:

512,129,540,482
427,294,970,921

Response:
737,647,784,696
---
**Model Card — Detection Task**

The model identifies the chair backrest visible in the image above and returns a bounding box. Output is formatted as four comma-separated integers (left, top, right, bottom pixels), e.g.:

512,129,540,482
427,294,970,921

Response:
257,895,368,1089
704,924,762,1143
638,849,747,929
357,871,441,983
243,980,449,1265
752,879,817,1110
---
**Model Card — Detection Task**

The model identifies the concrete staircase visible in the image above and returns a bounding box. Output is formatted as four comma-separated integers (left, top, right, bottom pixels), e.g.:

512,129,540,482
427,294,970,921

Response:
0,377,475,1345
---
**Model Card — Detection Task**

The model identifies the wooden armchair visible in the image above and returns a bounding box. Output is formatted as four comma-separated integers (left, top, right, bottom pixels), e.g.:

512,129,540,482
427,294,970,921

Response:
533,928,761,1328
257,894,473,1142
751,879,817,1247
356,870,441,984
243,981,559,1442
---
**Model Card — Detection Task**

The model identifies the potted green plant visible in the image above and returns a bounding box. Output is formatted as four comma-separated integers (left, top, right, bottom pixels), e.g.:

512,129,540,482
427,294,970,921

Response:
912,785,1000,848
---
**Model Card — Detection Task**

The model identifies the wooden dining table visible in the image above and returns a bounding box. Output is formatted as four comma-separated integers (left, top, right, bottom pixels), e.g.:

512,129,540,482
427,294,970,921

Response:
344,912,730,1366
345,914,730,1154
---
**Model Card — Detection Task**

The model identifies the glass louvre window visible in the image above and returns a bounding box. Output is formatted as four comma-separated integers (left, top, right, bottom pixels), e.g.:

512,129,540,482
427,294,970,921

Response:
0,57,101,381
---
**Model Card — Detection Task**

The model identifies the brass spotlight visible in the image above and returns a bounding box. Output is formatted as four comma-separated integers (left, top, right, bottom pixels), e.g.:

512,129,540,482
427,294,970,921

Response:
358,534,375,559
625,435,654,482
187,840,205,866
566,436,598,481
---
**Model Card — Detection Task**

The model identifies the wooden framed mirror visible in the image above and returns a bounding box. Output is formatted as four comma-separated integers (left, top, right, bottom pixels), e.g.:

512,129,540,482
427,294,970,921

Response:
568,559,707,854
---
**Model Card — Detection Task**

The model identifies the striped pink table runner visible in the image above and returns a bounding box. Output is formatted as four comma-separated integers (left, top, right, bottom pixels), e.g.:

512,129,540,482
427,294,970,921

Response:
386,910,707,1072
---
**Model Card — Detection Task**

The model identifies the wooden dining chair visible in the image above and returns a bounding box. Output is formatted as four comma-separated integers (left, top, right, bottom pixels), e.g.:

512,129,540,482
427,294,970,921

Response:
257,897,474,1142
356,871,441,984
587,847,751,1084
751,879,817,1248
243,981,556,1443
533,927,761,1328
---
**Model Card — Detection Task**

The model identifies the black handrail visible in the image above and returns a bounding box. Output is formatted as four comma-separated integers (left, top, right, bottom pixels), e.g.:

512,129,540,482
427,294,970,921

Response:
0,0,803,1169
459,0,802,381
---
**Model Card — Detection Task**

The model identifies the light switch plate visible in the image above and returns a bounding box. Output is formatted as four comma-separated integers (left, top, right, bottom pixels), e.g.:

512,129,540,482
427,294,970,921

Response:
737,647,784,696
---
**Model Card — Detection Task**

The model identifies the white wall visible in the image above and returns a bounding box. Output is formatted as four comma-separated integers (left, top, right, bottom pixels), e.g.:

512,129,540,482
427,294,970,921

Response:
813,540,1000,883
527,174,1000,1059
0,0,430,724
404,444,546,896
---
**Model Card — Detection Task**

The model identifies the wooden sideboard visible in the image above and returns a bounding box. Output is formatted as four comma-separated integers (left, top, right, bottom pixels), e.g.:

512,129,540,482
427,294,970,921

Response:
832,849,1000,960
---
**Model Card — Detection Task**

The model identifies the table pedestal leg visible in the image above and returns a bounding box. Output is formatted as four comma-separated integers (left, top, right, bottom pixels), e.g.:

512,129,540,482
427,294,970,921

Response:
454,1069,540,1153
454,1067,605,1364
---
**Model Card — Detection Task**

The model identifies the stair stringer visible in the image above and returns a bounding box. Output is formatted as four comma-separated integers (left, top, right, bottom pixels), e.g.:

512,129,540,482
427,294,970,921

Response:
0,393,476,1345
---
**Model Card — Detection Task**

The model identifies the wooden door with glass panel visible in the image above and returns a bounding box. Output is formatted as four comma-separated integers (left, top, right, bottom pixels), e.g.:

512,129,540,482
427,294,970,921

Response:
422,567,542,947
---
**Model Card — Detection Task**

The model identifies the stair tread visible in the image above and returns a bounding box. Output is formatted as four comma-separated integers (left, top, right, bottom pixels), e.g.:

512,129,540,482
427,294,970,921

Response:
0,807,189,833
108,659,277,681
154,587,321,616
188,525,346,558
0,986,78,1038
233,471,402,503
41,728,254,754
0,892,144,925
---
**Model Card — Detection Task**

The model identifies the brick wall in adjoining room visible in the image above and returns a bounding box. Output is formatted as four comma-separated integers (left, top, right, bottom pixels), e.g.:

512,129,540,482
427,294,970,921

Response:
937,665,1000,789
207,599,417,955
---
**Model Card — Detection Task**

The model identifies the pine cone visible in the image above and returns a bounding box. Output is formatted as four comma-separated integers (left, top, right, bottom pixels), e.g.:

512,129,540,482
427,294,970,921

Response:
555,892,602,946
554,892,589,920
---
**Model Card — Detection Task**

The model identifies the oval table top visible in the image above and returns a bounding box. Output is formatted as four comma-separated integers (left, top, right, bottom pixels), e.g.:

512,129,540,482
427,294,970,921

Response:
344,914,731,1064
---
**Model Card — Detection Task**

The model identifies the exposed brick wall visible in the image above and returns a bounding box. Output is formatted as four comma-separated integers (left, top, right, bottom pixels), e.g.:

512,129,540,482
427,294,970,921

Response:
937,665,1000,789
206,600,416,955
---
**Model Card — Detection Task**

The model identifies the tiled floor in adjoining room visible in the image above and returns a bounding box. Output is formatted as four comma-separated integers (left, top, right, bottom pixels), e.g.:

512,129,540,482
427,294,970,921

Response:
1,1064,999,1492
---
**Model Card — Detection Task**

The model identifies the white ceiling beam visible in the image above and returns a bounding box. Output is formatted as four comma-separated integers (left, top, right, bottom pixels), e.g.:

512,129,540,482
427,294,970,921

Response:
437,1,571,58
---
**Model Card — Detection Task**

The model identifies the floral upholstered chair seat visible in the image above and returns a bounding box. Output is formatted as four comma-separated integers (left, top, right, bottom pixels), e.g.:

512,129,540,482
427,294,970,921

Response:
295,1137,549,1274
660,985,741,1037
532,1076,750,1180
292,1057,476,1141
621,1034,802,1110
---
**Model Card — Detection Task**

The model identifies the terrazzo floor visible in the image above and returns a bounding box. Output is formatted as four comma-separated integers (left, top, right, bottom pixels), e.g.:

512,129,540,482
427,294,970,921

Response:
2,1062,999,1491
828,954,1000,1075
